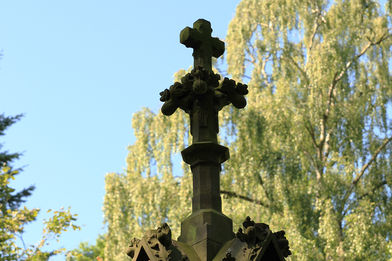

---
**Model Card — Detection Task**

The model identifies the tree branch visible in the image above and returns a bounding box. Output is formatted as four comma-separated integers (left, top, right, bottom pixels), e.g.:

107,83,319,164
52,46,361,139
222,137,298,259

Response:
246,40,258,66
352,136,392,187
335,32,391,84
308,21,320,53
358,180,388,200
304,119,318,149
254,160,273,203
17,233,27,250
282,54,309,84
221,190,267,207
261,55,271,78
341,136,392,215
308,11,324,53
318,32,391,177
342,180,388,217
306,7,326,68
245,58,256,65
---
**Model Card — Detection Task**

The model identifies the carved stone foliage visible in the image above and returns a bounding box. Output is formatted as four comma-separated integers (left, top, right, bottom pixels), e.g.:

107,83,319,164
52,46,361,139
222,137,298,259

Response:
235,217,291,260
160,66,248,116
222,252,235,261
127,223,191,261
127,238,141,259
272,230,291,258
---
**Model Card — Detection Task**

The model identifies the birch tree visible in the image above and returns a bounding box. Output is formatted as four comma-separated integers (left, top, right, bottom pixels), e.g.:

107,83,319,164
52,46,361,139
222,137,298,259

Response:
104,1,392,259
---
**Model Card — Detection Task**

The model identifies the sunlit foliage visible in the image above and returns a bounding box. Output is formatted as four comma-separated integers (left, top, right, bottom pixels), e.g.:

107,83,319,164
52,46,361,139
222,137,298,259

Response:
66,235,105,261
0,114,80,260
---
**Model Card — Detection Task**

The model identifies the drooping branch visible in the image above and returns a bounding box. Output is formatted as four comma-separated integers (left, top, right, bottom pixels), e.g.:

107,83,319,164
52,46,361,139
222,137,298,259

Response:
220,190,267,207
282,54,309,84
342,180,389,217
317,32,392,176
255,160,273,206
303,120,324,176
334,31,391,85
341,136,392,215
352,136,392,187
304,119,318,150
358,180,388,201
330,32,392,208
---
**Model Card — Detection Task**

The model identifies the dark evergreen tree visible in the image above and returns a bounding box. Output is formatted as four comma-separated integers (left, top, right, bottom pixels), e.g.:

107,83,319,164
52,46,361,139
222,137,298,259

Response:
0,114,80,260
0,114,35,212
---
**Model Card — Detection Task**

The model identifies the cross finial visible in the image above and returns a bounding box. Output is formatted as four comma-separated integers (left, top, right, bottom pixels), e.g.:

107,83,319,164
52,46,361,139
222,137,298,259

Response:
159,19,248,260
160,18,248,209
160,20,248,143
180,19,225,72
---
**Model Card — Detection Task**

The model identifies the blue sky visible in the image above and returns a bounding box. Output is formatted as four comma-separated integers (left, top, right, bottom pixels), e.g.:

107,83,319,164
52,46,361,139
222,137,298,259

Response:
0,0,240,259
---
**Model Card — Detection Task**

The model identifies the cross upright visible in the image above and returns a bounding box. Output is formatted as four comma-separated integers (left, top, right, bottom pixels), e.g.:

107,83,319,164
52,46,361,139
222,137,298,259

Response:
159,19,248,261
180,19,225,72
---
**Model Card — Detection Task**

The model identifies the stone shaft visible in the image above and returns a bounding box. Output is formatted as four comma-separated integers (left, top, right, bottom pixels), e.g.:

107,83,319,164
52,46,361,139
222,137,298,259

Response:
190,96,219,144
181,142,229,213
180,142,232,261
191,162,221,212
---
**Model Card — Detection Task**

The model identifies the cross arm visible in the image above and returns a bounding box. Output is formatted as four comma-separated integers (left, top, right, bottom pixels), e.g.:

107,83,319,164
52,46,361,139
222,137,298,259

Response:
211,37,225,58
180,27,201,49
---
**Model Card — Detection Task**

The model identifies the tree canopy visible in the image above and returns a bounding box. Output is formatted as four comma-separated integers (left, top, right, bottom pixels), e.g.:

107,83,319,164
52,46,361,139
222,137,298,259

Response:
66,235,105,261
0,114,80,260
103,0,392,260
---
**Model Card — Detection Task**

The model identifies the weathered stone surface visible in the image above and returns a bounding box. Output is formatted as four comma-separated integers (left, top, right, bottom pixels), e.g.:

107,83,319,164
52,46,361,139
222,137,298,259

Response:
182,142,229,212
213,217,291,261
127,223,199,261
180,19,224,71
178,209,235,245
181,142,229,166
159,67,248,143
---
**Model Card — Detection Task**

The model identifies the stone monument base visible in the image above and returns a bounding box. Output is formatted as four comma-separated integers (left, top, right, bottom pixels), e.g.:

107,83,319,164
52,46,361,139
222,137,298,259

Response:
178,209,234,261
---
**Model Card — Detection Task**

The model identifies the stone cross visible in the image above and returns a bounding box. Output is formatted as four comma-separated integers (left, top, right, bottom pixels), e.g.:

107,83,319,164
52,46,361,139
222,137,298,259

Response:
161,20,248,144
160,18,248,210
128,19,291,261
180,19,225,72
159,19,248,261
